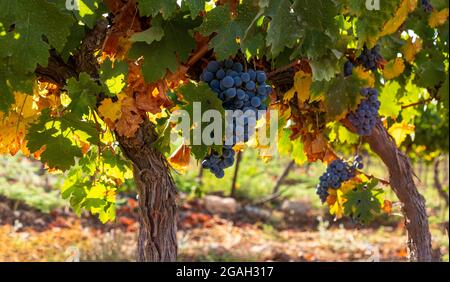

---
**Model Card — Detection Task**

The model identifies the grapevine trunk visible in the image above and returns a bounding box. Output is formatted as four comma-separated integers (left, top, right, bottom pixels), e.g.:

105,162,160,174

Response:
117,121,178,262
363,121,433,261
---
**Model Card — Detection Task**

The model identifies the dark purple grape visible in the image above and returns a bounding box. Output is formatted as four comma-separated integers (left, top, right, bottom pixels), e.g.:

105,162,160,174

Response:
347,88,380,136
344,61,354,77
201,59,270,178
315,159,359,203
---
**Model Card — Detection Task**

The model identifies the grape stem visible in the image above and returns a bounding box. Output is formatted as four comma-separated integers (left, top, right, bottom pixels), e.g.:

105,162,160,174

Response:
267,60,301,79
401,98,435,109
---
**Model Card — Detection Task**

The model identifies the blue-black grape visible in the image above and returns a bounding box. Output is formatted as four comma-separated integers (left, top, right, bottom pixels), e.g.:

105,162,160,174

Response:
356,45,383,72
200,59,272,178
347,88,380,136
344,61,354,77
315,157,364,203
221,76,234,88
421,0,433,12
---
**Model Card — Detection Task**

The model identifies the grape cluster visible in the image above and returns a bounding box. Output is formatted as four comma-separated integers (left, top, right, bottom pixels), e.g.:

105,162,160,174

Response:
316,156,364,203
200,59,271,178
343,45,383,76
421,0,433,13
343,61,354,77
357,45,383,72
201,145,235,178
347,88,380,136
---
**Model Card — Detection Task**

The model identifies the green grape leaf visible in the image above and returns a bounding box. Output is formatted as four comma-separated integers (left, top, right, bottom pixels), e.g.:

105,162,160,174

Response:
292,140,307,165
99,59,128,96
178,81,224,160
66,73,101,118
26,111,100,170
379,81,402,119
59,113,100,144
184,0,204,19
438,75,449,112
346,0,401,47
0,65,14,112
72,0,106,28
62,148,127,223
0,63,35,112
277,128,293,156
413,51,447,89
129,17,197,83
263,0,301,57
289,0,341,81
130,22,165,45
293,0,338,31
27,127,83,171
0,0,73,73
343,181,384,224
196,0,259,60
60,23,86,61
154,116,173,155
137,0,177,19
311,75,365,120
337,125,359,145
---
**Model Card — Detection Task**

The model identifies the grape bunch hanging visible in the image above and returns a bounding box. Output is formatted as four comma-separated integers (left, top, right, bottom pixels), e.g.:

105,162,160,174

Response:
200,59,271,178
316,156,364,203
421,0,433,13
347,88,381,136
344,45,384,76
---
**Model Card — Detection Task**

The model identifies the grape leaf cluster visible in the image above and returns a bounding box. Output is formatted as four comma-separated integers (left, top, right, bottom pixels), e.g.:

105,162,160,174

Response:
200,59,271,178
316,156,364,203
344,45,383,76
347,88,381,136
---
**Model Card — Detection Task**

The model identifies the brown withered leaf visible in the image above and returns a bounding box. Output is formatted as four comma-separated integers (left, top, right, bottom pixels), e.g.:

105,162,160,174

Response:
168,143,191,173
115,97,143,137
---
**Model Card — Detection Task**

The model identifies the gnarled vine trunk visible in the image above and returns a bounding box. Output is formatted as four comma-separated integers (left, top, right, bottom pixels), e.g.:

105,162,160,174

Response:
361,121,433,261
117,121,178,262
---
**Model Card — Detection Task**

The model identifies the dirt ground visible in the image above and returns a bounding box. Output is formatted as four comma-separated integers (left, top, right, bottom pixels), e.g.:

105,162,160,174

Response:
1,195,447,262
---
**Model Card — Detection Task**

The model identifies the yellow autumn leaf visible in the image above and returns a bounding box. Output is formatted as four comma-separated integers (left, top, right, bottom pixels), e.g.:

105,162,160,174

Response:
367,0,416,46
282,70,312,103
407,0,418,11
13,92,39,119
283,88,296,103
388,122,415,146
402,38,423,63
293,70,312,102
106,189,117,203
382,199,393,214
383,58,405,80
98,97,123,124
329,188,346,219
429,8,449,28
339,179,359,195
353,66,375,87
0,91,43,156
379,0,415,37
0,112,30,155
87,183,107,199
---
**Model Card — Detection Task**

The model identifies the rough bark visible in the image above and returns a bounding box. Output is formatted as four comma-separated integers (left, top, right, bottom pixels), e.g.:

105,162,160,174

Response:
117,121,178,262
356,120,433,261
